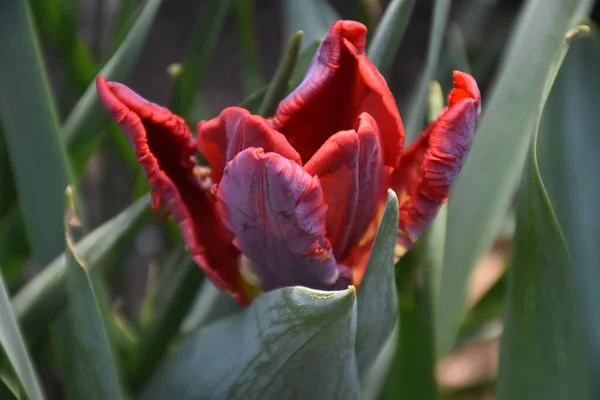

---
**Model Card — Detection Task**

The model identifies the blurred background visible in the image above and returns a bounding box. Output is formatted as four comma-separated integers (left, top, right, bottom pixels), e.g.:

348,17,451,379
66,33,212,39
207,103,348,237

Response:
2,0,600,398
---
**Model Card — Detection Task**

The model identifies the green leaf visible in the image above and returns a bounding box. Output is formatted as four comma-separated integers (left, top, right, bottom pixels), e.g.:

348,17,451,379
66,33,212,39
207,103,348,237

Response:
62,0,164,164
403,0,451,141
63,187,124,399
536,25,600,395
12,195,150,344
355,190,399,379
141,286,358,400
496,26,593,399
436,0,593,357
282,0,339,51
0,268,44,400
128,247,204,389
170,0,235,117
258,31,303,117
366,0,416,76
235,0,262,94
0,0,74,266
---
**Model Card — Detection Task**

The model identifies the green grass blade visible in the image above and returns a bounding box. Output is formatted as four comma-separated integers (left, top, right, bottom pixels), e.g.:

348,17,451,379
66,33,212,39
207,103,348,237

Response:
497,26,593,399
169,0,235,117
62,0,164,158
0,268,44,400
283,0,339,51
0,0,74,266
436,0,592,357
258,31,303,117
63,187,123,399
366,0,416,76
403,0,451,142
235,0,262,94
12,195,150,344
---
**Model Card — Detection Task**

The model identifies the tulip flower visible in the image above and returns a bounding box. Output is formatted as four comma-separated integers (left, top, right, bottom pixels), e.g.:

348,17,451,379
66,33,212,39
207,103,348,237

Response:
97,20,481,305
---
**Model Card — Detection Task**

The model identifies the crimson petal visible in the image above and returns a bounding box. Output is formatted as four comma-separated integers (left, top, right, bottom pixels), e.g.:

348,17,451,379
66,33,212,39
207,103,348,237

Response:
395,71,481,251
96,77,248,303
215,147,342,291
270,20,404,167
304,113,386,262
197,107,301,183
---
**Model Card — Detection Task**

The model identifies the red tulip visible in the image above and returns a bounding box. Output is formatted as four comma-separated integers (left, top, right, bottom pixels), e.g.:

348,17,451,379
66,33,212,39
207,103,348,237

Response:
97,20,481,305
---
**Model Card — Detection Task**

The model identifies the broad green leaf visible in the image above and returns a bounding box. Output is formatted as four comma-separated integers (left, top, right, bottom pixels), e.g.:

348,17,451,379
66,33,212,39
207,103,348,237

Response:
141,286,358,400
283,0,339,51
63,0,163,160
63,187,123,399
170,0,235,117
403,0,451,141
235,0,262,94
13,195,150,343
355,190,399,379
497,27,592,399
366,0,416,76
289,39,321,90
536,26,600,396
0,268,44,400
128,247,204,389
258,31,303,117
436,0,593,357
0,0,74,266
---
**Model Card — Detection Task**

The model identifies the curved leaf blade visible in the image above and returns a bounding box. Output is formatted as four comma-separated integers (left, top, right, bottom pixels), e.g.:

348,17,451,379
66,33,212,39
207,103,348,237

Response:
536,25,600,396
355,190,399,379
436,0,593,357
13,195,150,343
497,26,593,399
63,187,123,399
141,286,358,400
0,0,74,266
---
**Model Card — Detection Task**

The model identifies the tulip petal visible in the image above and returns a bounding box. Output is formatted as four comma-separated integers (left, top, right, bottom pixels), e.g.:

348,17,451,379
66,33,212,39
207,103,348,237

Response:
216,147,342,291
96,77,249,303
304,113,386,262
394,71,481,251
270,20,404,167
197,107,301,183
